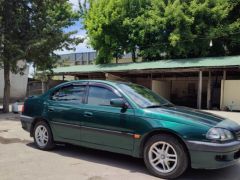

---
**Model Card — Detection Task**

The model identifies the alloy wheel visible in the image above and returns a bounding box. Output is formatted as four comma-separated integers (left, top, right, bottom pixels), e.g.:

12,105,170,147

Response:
35,125,49,147
148,141,178,174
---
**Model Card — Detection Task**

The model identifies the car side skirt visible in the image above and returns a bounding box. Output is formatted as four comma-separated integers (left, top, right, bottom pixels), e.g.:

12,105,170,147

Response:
50,121,139,157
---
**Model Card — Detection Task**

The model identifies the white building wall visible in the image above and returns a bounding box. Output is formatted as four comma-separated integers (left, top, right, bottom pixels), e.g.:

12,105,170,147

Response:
152,80,171,100
221,80,240,111
0,61,29,99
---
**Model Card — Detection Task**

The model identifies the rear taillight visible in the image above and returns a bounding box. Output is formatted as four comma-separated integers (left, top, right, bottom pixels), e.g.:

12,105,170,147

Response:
21,105,24,113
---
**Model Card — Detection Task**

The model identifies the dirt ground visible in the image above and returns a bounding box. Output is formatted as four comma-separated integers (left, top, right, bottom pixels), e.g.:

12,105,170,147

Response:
1,111,240,180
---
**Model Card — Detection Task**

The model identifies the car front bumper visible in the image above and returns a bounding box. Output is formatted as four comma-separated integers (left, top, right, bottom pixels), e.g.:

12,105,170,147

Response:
20,115,33,132
186,140,240,169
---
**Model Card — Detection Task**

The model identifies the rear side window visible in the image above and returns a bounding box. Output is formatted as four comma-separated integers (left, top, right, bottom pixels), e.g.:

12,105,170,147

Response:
87,86,120,106
52,85,86,103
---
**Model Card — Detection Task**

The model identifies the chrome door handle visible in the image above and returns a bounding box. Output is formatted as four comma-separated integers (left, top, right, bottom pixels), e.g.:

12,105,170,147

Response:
84,112,93,117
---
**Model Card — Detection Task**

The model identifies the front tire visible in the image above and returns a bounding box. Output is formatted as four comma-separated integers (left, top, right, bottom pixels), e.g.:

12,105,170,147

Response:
144,134,188,179
33,121,54,150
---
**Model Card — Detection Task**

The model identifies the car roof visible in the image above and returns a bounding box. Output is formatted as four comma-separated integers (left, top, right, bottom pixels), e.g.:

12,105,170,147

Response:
54,80,131,89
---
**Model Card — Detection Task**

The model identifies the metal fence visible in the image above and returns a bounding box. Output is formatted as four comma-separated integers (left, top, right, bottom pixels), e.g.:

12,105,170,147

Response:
59,52,97,65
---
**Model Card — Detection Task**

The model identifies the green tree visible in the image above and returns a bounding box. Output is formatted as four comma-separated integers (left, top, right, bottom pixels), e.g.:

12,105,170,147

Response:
0,0,80,113
138,0,238,60
221,0,240,55
82,0,240,63
81,0,148,64
81,0,123,64
121,0,150,62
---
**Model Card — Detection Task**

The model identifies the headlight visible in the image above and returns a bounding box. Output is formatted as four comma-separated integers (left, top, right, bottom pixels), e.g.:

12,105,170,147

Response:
206,128,234,141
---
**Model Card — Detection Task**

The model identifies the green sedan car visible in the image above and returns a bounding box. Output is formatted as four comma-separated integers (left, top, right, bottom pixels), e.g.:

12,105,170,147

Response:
21,80,240,179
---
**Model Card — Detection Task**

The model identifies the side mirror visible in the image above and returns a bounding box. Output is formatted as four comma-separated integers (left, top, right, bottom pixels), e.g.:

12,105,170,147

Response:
110,98,128,109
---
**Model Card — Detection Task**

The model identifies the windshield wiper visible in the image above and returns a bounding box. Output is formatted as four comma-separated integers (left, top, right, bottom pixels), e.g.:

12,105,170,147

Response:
145,103,174,108
162,103,174,107
145,105,163,108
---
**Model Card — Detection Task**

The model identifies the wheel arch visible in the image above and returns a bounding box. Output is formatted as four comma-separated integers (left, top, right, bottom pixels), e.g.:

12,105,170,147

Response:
139,129,191,164
30,117,51,137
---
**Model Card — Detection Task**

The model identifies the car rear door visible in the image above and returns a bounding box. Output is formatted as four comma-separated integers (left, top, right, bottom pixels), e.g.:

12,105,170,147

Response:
46,83,87,141
80,83,135,151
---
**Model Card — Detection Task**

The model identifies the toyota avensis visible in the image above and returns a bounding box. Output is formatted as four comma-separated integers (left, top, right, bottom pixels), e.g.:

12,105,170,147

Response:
21,80,240,179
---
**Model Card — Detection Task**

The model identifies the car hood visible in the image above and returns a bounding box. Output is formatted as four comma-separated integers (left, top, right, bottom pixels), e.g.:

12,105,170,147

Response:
143,106,240,131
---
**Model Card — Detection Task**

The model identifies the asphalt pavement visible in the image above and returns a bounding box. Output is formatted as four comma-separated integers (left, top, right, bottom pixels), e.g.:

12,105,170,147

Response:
0,111,240,180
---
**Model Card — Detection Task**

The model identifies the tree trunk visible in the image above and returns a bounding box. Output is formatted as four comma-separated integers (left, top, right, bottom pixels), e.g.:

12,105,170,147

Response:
132,48,136,62
3,60,10,113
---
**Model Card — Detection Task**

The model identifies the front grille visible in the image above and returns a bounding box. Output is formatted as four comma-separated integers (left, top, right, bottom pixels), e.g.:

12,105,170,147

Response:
235,131,240,140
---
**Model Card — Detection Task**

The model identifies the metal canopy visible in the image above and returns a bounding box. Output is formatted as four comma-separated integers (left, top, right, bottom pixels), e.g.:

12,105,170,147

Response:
52,55,240,75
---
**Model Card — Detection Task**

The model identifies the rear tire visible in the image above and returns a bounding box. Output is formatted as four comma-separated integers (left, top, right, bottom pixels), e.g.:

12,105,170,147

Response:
33,121,54,150
144,134,188,179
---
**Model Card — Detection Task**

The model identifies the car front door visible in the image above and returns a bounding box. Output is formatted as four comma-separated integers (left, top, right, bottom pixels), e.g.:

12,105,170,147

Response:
80,83,135,151
46,83,86,141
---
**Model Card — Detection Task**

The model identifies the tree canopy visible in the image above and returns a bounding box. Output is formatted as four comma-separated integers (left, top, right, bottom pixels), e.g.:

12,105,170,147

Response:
0,0,80,112
81,0,240,64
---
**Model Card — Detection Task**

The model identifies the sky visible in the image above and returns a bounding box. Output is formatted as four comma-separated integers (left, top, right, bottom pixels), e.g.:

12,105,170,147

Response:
55,0,94,55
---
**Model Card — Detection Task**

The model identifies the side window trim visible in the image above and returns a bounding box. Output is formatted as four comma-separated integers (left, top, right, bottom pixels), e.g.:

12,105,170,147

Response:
83,84,90,104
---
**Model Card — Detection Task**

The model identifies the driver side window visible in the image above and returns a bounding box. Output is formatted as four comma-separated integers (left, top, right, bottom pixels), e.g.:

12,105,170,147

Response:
87,86,120,106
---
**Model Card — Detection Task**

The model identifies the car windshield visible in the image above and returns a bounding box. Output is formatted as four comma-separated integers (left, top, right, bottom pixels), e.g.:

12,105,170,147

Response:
117,83,173,108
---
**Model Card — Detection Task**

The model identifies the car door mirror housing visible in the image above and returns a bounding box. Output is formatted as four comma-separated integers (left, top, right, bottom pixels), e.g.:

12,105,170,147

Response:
110,98,127,108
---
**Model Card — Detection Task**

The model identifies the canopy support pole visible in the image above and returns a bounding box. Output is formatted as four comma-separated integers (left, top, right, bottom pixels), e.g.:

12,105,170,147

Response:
207,71,212,109
197,71,203,109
